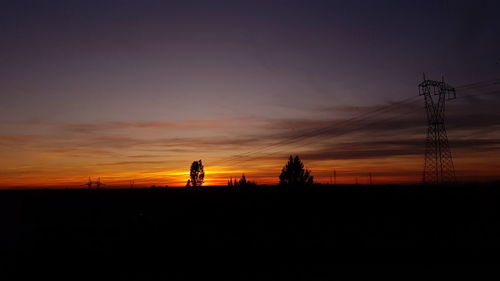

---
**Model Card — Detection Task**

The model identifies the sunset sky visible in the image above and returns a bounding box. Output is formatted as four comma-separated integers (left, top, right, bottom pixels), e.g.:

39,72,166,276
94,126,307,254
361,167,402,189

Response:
1,0,500,187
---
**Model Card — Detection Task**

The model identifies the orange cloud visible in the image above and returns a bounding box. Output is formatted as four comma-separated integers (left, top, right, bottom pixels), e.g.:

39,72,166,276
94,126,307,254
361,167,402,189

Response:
2,96,500,188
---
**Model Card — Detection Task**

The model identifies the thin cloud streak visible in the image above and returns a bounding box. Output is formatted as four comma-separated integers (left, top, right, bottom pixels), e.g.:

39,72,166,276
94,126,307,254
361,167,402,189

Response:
2,93,500,186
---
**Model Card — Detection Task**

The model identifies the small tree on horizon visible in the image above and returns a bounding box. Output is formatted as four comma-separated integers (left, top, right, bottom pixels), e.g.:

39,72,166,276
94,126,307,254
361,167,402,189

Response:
187,160,204,187
238,173,247,186
279,155,314,186
227,173,256,188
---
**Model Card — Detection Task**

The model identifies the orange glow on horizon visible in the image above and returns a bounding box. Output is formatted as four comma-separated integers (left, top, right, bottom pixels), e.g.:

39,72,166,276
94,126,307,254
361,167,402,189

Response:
3,156,497,188
1,120,500,188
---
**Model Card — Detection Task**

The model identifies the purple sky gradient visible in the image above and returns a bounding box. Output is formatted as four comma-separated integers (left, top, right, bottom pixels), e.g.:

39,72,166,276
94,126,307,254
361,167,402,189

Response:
1,0,499,186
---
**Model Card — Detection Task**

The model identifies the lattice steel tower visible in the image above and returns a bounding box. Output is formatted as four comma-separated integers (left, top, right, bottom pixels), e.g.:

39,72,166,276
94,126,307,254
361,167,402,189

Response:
419,74,456,184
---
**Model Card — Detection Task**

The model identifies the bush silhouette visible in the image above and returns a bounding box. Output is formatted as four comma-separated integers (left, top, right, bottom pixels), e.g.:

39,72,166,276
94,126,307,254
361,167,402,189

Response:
228,174,256,188
187,160,204,187
279,155,314,186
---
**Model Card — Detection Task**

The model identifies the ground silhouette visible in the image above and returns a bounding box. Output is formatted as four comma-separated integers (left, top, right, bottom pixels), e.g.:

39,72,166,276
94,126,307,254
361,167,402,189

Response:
2,183,500,276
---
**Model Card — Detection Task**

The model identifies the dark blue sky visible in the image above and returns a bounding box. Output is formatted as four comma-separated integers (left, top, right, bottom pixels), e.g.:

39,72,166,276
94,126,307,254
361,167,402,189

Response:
2,0,499,120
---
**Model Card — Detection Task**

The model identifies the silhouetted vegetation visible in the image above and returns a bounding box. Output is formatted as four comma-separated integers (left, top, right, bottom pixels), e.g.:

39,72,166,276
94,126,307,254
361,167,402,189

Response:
279,155,314,187
186,160,204,187
227,173,256,188
149,185,168,190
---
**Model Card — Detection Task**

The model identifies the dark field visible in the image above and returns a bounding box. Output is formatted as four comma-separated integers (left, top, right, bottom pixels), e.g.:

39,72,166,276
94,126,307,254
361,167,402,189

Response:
2,184,500,273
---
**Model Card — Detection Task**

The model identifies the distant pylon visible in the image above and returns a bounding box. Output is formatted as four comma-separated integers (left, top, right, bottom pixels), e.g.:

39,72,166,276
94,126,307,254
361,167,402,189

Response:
82,177,93,189
419,74,456,184
94,177,106,189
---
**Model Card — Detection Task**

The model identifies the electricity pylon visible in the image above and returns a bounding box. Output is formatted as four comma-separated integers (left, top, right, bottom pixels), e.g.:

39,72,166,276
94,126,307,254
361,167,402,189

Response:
81,176,106,189
81,177,93,189
419,74,456,184
94,177,106,189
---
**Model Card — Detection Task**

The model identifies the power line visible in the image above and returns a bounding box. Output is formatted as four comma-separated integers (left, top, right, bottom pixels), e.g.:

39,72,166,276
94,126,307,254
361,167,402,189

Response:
148,85,500,186
455,78,500,90
217,81,498,168
216,84,500,170
139,77,500,185
219,95,421,167
219,97,422,168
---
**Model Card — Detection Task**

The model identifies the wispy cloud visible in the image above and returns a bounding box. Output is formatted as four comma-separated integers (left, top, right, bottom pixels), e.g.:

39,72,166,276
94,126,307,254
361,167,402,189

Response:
95,161,167,166
2,93,500,186
60,119,247,133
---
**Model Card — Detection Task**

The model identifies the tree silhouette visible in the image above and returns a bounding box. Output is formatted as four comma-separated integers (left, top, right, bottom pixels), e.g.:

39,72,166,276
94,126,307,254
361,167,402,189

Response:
227,174,256,188
279,155,314,186
227,177,233,187
187,160,204,187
